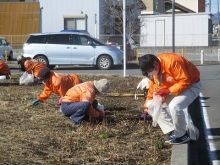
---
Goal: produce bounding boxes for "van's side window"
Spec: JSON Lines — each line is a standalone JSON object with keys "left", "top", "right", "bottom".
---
{"left": 47, "top": 34, "right": 70, "bottom": 45}
{"left": 76, "top": 36, "right": 101, "bottom": 46}
{"left": 71, "top": 35, "right": 78, "bottom": 45}
{"left": 78, "top": 36, "right": 89, "bottom": 45}
{"left": 26, "top": 35, "right": 48, "bottom": 44}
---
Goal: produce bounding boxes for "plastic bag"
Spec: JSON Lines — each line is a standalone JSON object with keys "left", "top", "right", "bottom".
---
{"left": 19, "top": 71, "right": 34, "bottom": 85}
{"left": 0, "top": 75, "right": 6, "bottom": 80}
{"left": 184, "top": 108, "right": 199, "bottom": 141}
{"left": 97, "top": 103, "right": 105, "bottom": 114}
{"left": 147, "top": 94, "right": 163, "bottom": 127}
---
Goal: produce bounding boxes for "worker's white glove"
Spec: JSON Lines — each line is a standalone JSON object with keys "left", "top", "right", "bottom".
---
{"left": 137, "top": 77, "right": 149, "bottom": 90}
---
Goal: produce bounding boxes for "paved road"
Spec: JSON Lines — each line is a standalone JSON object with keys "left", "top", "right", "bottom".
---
{"left": 9, "top": 62, "right": 220, "bottom": 165}
{"left": 196, "top": 64, "right": 220, "bottom": 165}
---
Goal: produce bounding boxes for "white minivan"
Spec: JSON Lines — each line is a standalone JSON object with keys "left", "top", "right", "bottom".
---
{"left": 23, "top": 32, "right": 124, "bottom": 70}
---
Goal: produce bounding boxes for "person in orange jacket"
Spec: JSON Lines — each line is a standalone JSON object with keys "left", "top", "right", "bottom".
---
{"left": 32, "top": 67, "right": 82, "bottom": 106}
{"left": 139, "top": 53, "right": 201, "bottom": 145}
{"left": 0, "top": 59, "right": 11, "bottom": 79}
{"left": 17, "top": 55, "right": 48, "bottom": 79}
{"left": 60, "top": 79, "right": 110, "bottom": 124}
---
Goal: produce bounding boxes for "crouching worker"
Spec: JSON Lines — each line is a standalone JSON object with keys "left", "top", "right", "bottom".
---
{"left": 60, "top": 79, "right": 110, "bottom": 125}
{"left": 32, "top": 67, "right": 82, "bottom": 106}
{"left": 0, "top": 59, "right": 11, "bottom": 79}
{"left": 139, "top": 53, "right": 201, "bottom": 145}
{"left": 17, "top": 55, "right": 48, "bottom": 80}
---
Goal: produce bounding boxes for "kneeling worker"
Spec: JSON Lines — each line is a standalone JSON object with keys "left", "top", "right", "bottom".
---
{"left": 60, "top": 79, "right": 110, "bottom": 124}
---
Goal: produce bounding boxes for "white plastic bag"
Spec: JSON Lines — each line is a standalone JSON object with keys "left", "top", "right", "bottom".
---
{"left": 184, "top": 108, "right": 199, "bottom": 141}
{"left": 19, "top": 71, "right": 34, "bottom": 85}
{"left": 0, "top": 75, "right": 6, "bottom": 80}
{"left": 97, "top": 103, "right": 105, "bottom": 114}
{"left": 147, "top": 94, "right": 163, "bottom": 127}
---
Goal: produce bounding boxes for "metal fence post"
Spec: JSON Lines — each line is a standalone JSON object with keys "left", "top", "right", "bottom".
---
{"left": 201, "top": 50, "right": 204, "bottom": 64}
{"left": 181, "top": 48, "right": 185, "bottom": 57}
{"left": 136, "top": 49, "right": 139, "bottom": 61}
{"left": 4, "top": 50, "right": 8, "bottom": 63}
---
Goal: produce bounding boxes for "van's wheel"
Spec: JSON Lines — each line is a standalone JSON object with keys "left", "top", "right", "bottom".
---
{"left": 35, "top": 56, "right": 49, "bottom": 66}
{"left": 97, "top": 55, "right": 112, "bottom": 70}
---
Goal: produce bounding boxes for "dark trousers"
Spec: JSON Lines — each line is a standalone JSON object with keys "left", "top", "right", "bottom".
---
{"left": 61, "top": 102, "right": 91, "bottom": 124}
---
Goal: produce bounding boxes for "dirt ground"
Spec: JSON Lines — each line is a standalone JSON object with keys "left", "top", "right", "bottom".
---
{"left": 0, "top": 73, "right": 171, "bottom": 165}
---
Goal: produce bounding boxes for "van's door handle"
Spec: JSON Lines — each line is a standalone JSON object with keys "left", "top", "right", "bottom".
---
{"left": 66, "top": 46, "right": 71, "bottom": 49}
{"left": 73, "top": 47, "right": 77, "bottom": 49}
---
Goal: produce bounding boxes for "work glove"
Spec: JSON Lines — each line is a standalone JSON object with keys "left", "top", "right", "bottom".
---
{"left": 32, "top": 99, "right": 40, "bottom": 106}
{"left": 92, "top": 99, "right": 98, "bottom": 108}
{"left": 155, "top": 89, "right": 170, "bottom": 98}
{"left": 140, "top": 112, "right": 148, "bottom": 121}
{"left": 58, "top": 97, "right": 63, "bottom": 105}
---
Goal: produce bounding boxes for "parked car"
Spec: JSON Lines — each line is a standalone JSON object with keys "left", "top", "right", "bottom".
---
{"left": 0, "top": 53, "right": 5, "bottom": 61}
{"left": 23, "top": 32, "right": 124, "bottom": 70}
{"left": 0, "top": 37, "right": 13, "bottom": 60}
{"left": 106, "top": 36, "right": 138, "bottom": 61}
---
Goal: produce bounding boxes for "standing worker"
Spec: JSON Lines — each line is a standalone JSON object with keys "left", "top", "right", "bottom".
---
{"left": 139, "top": 53, "right": 201, "bottom": 145}
{"left": 32, "top": 67, "right": 82, "bottom": 106}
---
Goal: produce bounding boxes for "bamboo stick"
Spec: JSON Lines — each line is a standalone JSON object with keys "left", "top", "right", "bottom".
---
{"left": 104, "top": 93, "right": 144, "bottom": 97}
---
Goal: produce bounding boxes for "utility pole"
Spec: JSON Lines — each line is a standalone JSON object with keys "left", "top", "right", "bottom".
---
{"left": 123, "top": 0, "right": 126, "bottom": 77}
{"left": 217, "top": 0, "right": 220, "bottom": 25}
{"left": 172, "top": 0, "right": 175, "bottom": 53}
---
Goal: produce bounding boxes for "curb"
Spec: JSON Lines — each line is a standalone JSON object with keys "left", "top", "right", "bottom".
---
{"left": 171, "top": 144, "right": 188, "bottom": 165}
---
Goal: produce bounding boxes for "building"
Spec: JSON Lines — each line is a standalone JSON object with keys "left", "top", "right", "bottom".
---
{"left": 139, "top": 13, "right": 212, "bottom": 47}
{"left": 139, "top": 0, "right": 212, "bottom": 47}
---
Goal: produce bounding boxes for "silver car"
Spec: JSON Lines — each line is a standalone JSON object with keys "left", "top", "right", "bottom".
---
{"left": 0, "top": 53, "right": 5, "bottom": 61}
{"left": 23, "top": 32, "right": 124, "bottom": 70}
{"left": 0, "top": 37, "right": 13, "bottom": 60}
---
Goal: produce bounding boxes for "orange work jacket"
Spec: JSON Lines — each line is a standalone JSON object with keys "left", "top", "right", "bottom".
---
{"left": 146, "top": 52, "right": 200, "bottom": 103}
{"left": 24, "top": 59, "right": 47, "bottom": 78}
{"left": 62, "top": 81, "right": 104, "bottom": 118}
{"left": 0, "top": 60, "right": 11, "bottom": 75}
{"left": 37, "top": 72, "right": 81, "bottom": 102}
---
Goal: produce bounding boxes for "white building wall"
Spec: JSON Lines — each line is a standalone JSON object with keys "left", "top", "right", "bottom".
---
{"left": 140, "top": 13, "right": 211, "bottom": 47}
{"left": 176, "top": 0, "right": 198, "bottom": 12}
{"left": 39, "top": 0, "right": 101, "bottom": 38}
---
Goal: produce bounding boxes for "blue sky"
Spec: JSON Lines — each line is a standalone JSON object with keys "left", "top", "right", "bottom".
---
{"left": 206, "top": 0, "right": 219, "bottom": 13}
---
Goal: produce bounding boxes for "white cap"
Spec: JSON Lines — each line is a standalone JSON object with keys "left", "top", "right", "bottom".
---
{"left": 94, "top": 79, "right": 110, "bottom": 93}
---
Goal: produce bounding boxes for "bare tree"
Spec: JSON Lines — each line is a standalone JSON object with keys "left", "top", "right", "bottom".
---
{"left": 103, "top": 0, "right": 146, "bottom": 38}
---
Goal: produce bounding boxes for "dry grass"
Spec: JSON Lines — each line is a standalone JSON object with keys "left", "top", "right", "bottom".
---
{"left": 0, "top": 74, "right": 171, "bottom": 165}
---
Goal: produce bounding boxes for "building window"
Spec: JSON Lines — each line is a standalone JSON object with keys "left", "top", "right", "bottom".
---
{"left": 63, "top": 14, "right": 87, "bottom": 30}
